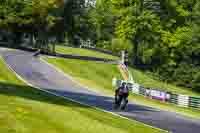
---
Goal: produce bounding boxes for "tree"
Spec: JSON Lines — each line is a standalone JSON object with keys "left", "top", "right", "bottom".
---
{"left": 112, "top": 0, "right": 161, "bottom": 65}
{"left": 91, "top": 0, "right": 114, "bottom": 41}
{"left": 0, "top": 0, "right": 33, "bottom": 46}
{"left": 0, "top": 0, "right": 63, "bottom": 51}
{"left": 32, "top": 0, "right": 63, "bottom": 51}
{"left": 64, "top": 0, "right": 86, "bottom": 46}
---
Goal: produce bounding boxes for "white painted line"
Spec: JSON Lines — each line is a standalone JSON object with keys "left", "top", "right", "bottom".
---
{"left": 1, "top": 55, "right": 169, "bottom": 133}
{"left": 40, "top": 57, "right": 169, "bottom": 133}
{"left": 0, "top": 57, "right": 33, "bottom": 87}
{"left": 40, "top": 57, "right": 111, "bottom": 95}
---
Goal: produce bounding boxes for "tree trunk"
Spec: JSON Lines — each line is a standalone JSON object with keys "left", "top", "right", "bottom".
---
{"left": 133, "top": 38, "right": 139, "bottom": 65}
{"left": 30, "top": 33, "right": 34, "bottom": 47}
{"left": 52, "top": 43, "right": 55, "bottom": 54}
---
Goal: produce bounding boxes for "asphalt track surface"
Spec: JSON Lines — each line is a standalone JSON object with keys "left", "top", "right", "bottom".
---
{"left": 1, "top": 49, "right": 200, "bottom": 133}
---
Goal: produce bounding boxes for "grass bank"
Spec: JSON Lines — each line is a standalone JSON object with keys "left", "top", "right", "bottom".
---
{"left": 130, "top": 68, "right": 200, "bottom": 96}
{"left": 0, "top": 57, "right": 164, "bottom": 133}
{"left": 55, "top": 45, "right": 119, "bottom": 60}
{"left": 44, "top": 57, "right": 200, "bottom": 119}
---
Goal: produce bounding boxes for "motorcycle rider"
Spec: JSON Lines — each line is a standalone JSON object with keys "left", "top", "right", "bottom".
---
{"left": 114, "top": 82, "right": 129, "bottom": 110}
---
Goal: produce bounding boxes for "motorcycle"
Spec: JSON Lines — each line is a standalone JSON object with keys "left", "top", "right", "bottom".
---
{"left": 33, "top": 50, "right": 41, "bottom": 57}
{"left": 113, "top": 93, "right": 128, "bottom": 110}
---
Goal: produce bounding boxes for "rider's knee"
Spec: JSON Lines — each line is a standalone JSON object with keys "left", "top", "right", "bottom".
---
{"left": 125, "top": 99, "right": 128, "bottom": 103}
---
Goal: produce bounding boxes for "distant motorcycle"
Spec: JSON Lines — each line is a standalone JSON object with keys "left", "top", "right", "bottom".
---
{"left": 33, "top": 49, "right": 41, "bottom": 57}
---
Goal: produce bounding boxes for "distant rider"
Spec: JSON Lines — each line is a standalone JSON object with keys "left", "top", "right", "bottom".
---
{"left": 114, "top": 82, "right": 129, "bottom": 110}
{"left": 33, "top": 49, "right": 41, "bottom": 57}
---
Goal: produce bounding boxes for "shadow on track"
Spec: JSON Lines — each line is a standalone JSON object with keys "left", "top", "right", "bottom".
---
{"left": 0, "top": 81, "right": 157, "bottom": 114}
{"left": 0, "top": 82, "right": 89, "bottom": 109}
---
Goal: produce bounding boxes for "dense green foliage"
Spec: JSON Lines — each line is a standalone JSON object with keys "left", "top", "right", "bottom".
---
{"left": 0, "top": 0, "right": 63, "bottom": 50}
{"left": 83, "top": 0, "right": 200, "bottom": 92}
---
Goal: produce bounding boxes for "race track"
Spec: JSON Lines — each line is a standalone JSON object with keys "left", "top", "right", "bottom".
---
{"left": 1, "top": 49, "right": 200, "bottom": 133}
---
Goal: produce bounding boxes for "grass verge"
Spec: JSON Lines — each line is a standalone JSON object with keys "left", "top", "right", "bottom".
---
{"left": 55, "top": 45, "right": 119, "bottom": 60}
{"left": 44, "top": 57, "right": 200, "bottom": 119}
{"left": 0, "top": 57, "right": 165, "bottom": 133}
{"left": 130, "top": 68, "right": 200, "bottom": 96}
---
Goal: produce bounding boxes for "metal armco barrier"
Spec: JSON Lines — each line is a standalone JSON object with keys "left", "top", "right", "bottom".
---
{"left": 115, "top": 55, "right": 200, "bottom": 110}
{"left": 169, "top": 93, "right": 178, "bottom": 105}
{"left": 139, "top": 86, "right": 147, "bottom": 96}
{"left": 189, "top": 97, "right": 200, "bottom": 109}
{"left": 112, "top": 78, "right": 200, "bottom": 110}
{"left": 178, "top": 95, "right": 189, "bottom": 107}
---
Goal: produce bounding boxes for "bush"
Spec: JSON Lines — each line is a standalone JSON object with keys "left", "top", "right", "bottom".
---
{"left": 96, "top": 40, "right": 111, "bottom": 50}
{"left": 192, "top": 72, "right": 200, "bottom": 92}
{"left": 111, "top": 38, "right": 133, "bottom": 54}
{"left": 156, "top": 63, "right": 200, "bottom": 91}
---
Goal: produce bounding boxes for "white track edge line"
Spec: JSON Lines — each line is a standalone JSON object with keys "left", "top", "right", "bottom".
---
{"left": 1, "top": 55, "right": 170, "bottom": 132}
{"left": 40, "top": 57, "right": 108, "bottom": 96}
{"left": 1, "top": 57, "right": 33, "bottom": 87}
{"left": 40, "top": 57, "right": 170, "bottom": 133}
{"left": 0, "top": 56, "right": 169, "bottom": 133}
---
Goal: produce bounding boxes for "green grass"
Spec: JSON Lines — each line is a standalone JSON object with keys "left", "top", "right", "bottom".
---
{"left": 130, "top": 68, "right": 200, "bottom": 97}
{"left": 55, "top": 45, "right": 119, "bottom": 60}
{"left": 44, "top": 56, "right": 122, "bottom": 94}
{"left": 44, "top": 57, "right": 200, "bottom": 119}
{"left": 0, "top": 57, "right": 165, "bottom": 133}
